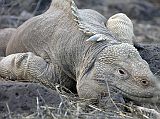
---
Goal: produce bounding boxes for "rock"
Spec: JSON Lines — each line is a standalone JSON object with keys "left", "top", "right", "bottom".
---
{"left": 20, "top": 11, "right": 34, "bottom": 20}
{"left": 107, "top": 0, "right": 160, "bottom": 20}
{"left": 135, "top": 43, "right": 160, "bottom": 75}
{"left": 0, "top": 81, "right": 61, "bottom": 118}
{"left": 0, "top": 0, "right": 51, "bottom": 16}
{"left": 0, "top": 0, "right": 160, "bottom": 28}
{"left": 18, "top": 0, "right": 51, "bottom": 15}
{"left": 154, "top": 17, "right": 160, "bottom": 25}
{"left": 0, "top": 0, "right": 51, "bottom": 28}
{"left": 75, "top": 0, "right": 160, "bottom": 20}
{"left": 134, "top": 21, "right": 160, "bottom": 43}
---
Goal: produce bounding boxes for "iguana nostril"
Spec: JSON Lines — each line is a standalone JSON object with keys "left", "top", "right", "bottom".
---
{"left": 140, "top": 79, "right": 150, "bottom": 86}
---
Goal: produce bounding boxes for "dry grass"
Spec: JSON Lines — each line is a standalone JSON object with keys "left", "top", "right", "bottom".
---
{"left": 2, "top": 83, "right": 159, "bottom": 119}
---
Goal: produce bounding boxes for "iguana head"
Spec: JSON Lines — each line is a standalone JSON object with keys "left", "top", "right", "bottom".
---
{"left": 77, "top": 43, "right": 160, "bottom": 103}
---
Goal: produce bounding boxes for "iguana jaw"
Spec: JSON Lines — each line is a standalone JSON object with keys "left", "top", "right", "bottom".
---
{"left": 115, "top": 86, "right": 160, "bottom": 103}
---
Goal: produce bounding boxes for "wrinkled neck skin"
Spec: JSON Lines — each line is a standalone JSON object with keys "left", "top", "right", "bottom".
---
{"left": 76, "top": 41, "right": 118, "bottom": 99}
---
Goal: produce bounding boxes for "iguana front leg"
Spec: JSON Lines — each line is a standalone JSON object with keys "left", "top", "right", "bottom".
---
{"left": 0, "top": 52, "right": 55, "bottom": 86}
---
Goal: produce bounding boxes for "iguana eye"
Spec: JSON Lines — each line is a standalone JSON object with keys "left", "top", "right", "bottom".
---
{"left": 117, "top": 68, "right": 127, "bottom": 76}
{"left": 118, "top": 69, "right": 125, "bottom": 75}
{"left": 116, "top": 68, "right": 129, "bottom": 79}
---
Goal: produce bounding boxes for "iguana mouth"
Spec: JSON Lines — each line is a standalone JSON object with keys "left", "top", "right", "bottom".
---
{"left": 115, "top": 87, "right": 158, "bottom": 102}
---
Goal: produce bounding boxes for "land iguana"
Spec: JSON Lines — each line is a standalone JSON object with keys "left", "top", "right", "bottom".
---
{"left": 0, "top": 0, "right": 160, "bottom": 103}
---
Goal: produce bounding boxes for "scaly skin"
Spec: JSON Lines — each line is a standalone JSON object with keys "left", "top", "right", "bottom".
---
{"left": 77, "top": 43, "right": 160, "bottom": 102}
{"left": 0, "top": 0, "right": 160, "bottom": 103}
{"left": 107, "top": 13, "right": 135, "bottom": 45}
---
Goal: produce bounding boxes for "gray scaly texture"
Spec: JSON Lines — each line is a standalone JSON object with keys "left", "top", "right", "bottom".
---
{"left": 107, "top": 13, "right": 135, "bottom": 45}
{"left": 0, "top": 0, "right": 160, "bottom": 103}
{"left": 84, "top": 13, "right": 134, "bottom": 44}
{"left": 0, "top": 52, "right": 52, "bottom": 82}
